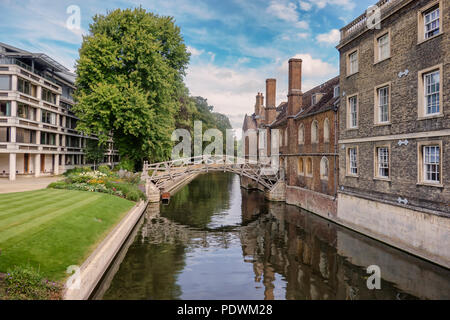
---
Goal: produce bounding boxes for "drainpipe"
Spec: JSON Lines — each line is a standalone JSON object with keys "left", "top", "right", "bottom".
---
{"left": 333, "top": 105, "right": 338, "bottom": 200}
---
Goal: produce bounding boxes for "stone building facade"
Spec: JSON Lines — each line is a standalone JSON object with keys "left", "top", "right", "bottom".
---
{"left": 336, "top": 0, "right": 449, "bottom": 267}
{"left": 0, "top": 42, "right": 119, "bottom": 180}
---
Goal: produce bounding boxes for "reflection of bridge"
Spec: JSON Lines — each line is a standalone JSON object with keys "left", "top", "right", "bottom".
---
{"left": 142, "top": 155, "right": 281, "bottom": 191}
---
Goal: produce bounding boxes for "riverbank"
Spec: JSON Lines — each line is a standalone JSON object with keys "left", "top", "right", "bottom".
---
{"left": 0, "top": 189, "right": 135, "bottom": 300}
{"left": 63, "top": 172, "right": 200, "bottom": 299}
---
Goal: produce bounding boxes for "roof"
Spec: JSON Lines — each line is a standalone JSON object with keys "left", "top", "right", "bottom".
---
{"left": 294, "top": 76, "right": 339, "bottom": 119}
{"left": 0, "top": 42, "right": 70, "bottom": 72}
{"left": 242, "top": 114, "right": 257, "bottom": 131}
{"left": 269, "top": 76, "right": 340, "bottom": 128}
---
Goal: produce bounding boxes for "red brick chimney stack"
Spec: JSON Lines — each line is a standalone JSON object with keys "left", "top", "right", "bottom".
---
{"left": 287, "top": 58, "right": 303, "bottom": 116}
{"left": 265, "top": 79, "right": 277, "bottom": 125}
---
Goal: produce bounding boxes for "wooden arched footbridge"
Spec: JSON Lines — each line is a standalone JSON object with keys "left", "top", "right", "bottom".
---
{"left": 142, "top": 155, "right": 281, "bottom": 194}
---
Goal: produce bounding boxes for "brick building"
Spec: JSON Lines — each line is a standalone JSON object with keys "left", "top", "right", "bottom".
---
{"left": 242, "top": 59, "right": 340, "bottom": 217}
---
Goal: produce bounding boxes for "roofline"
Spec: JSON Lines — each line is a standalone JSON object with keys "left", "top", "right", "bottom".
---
{"left": 0, "top": 42, "right": 70, "bottom": 72}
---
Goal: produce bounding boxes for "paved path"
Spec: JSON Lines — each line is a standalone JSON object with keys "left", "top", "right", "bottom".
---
{"left": 0, "top": 176, "right": 62, "bottom": 194}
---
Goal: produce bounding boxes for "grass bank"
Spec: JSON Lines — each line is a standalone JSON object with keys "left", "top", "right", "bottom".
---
{"left": 0, "top": 188, "right": 135, "bottom": 299}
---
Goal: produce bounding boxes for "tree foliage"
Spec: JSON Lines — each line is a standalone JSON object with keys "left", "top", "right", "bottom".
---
{"left": 84, "top": 139, "right": 106, "bottom": 169}
{"left": 73, "top": 7, "right": 190, "bottom": 169}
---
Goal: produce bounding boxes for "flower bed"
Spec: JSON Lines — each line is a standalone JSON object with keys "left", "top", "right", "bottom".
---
{"left": 48, "top": 166, "right": 146, "bottom": 202}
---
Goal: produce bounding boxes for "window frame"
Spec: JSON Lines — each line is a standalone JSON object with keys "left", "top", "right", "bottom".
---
{"left": 374, "top": 29, "right": 391, "bottom": 64}
{"left": 323, "top": 118, "right": 330, "bottom": 143}
{"left": 347, "top": 49, "right": 359, "bottom": 76}
{"left": 0, "top": 75, "right": 11, "bottom": 91}
{"left": 320, "top": 156, "right": 329, "bottom": 180}
{"left": 346, "top": 93, "right": 359, "bottom": 129}
{"left": 311, "top": 120, "right": 319, "bottom": 144}
{"left": 417, "top": 64, "right": 443, "bottom": 119}
{"left": 374, "top": 144, "right": 391, "bottom": 180}
{"left": 374, "top": 82, "right": 391, "bottom": 125}
{"left": 417, "top": 1, "right": 443, "bottom": 44}
{"left": 305, "top": 157, "right": 313, "bottom": 177}
{"left": 0, "top": 101, "right": 11, "bottom": 117}
{"left": 298, "top": 123, "right": 305, "bottom": 145}
{"left": 333, "top": 85, "right": 340, "bottom": 98}
{"left": 417, "top": 140, "right": 443, "bottom": 187}
{"left": 297, "top": 157, "right": 304, "bottom": 175}
{"left": 346, "top": 146, "right": 359, "bottom": 177}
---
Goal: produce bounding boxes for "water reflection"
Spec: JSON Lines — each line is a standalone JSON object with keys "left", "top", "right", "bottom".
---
{"left": 98, "top": 173, "right": 450, "bottom": 300}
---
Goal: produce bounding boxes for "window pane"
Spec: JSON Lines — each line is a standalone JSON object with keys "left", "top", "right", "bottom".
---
{"left": 378, "top": 87, "right": 389, "bottom": 122}
{"left": 377, "top": 147, "right": 389, "bottom": 177}
{"left": 424, "top": 8, "right": 440, "bottom": 39}
{"left": 0, "top": 101, "right": 11, "bottom": 116}
{"left": 423, "top": 146, "right": 440, "bottom": 182}
{"left": 0, "top": 75, "right": 11, "bottom": 90}
{"left": 424, "top": 71, "right": 440, "bottom": 114}
{"left": 349, "top": 96, "right": 357, "bottom": 127}
{"left": 378, "top": 34, "right": 389, "bottom": 60}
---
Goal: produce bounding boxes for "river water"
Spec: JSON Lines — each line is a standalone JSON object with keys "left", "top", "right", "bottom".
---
{"left": 94, "top": 173, "right": 450, "bottom": 300}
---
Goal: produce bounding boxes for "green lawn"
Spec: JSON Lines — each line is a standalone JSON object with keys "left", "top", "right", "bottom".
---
{"left": 0, "top": 189, "right": 135, "bottom": 281}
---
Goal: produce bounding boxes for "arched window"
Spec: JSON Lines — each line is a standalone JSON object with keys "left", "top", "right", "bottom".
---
{"left": 320, "top": 157, "right": 329, "bottom": 180}
{"left": 306, "top": 157, "right": 313, "bottom": 176}
{"left": 311, "top": 120, "right": 319, "bottom": 143}
{"left": 278, "top": 129, "right": 283, "bottom": 146}
{"left": 284, "top": 128, "right": 288, "bottom": 146}
{"left": 298, "top": 123, "right": 304, "bottom": 144}
{"left": 298, "top": 157, "right": 304, "bottom": 174}
{"left": 324, "top": 118, "right": 330, "bottom": 143}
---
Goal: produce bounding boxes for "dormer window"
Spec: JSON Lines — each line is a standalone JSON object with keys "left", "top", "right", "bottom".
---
{"left": 334, "top": 85, "right": 340, "bottom": 98}
{"left": 312, "top": 93, "right": 324, "bottom": 105}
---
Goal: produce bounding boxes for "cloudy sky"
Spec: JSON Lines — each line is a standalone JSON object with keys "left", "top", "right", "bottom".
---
{"left": 0, "top": 0, "right": 374, "bottom": 130}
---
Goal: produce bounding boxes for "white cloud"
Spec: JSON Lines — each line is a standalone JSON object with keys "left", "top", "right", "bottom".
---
{"left": 297, "top": 32, "right": 310, "bottom": 39}
{"left": 267, "top": 1, "right": 309, "bottom": 29}
{"left": 267, "top": 1, "right": 298, "bottom": 23}
{"left": 237, "top": 57, "right": 250, "bottom": 64}
{"left": 187, "top": 46, "right": 204, "bottom": 57}
{"left": 299, "top": 1, "right": 313, "bottom": 11}
{"left": 316, "top": 29, "right": 340, "bottom": 45}
{"left": 185, "top": 62, "right": 266, "bottom": 131}
{"left": 298, "top": 0, "right": 355, "bottom": 11}
{"left": 278, "top": 54, "right": 337, "bottom": 79}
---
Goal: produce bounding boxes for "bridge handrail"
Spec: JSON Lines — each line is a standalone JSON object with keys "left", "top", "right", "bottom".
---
{"left": 144, "top": 155, "right": 263, "bottom": 168}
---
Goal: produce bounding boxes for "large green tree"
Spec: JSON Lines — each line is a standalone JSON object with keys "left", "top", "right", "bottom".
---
{"left": 73, "top": 7, "right": 190, "bottom": 169}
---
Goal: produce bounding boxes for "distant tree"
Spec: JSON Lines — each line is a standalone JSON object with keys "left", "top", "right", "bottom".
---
{"left": 84, "top": 139, "right": 106, "bottom": 170}
{"left": 73, "top": 7, "right": 190, "bottom": 170}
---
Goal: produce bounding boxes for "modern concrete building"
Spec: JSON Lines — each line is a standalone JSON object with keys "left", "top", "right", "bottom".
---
{"left": 0, "top": 42, "right": 119, "bottom": 180}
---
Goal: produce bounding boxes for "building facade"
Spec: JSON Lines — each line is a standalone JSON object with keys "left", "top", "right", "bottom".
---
{"left": 242, "top": 59, "right": 340, "bottom": 217}
{"left": 242, "top": 0, "right": 449, "bottom": 267}
{"left": 336, "top": 0, "right": 449, "bottom": 266}
{"left": 0, "top": 42, "right": 119, "bottom": 180}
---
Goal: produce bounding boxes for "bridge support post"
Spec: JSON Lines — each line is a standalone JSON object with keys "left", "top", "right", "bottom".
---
{"left": 264, "top": 181, "right": 286, "bottom": 202}
{"left": 146, "top": 179, "right": 161, "bottom": 203}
